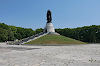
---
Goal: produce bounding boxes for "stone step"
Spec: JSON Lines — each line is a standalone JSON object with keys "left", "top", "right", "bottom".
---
{"left": 8, "top": 32, "right": 47, "bottom": 45}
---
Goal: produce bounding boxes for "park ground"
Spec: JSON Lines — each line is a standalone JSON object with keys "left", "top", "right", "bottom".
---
{"left": 0, "top": 43, "right": 100, "bottom": 66}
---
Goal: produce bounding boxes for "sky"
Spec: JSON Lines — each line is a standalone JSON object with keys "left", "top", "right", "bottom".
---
{"left": 0, "top": 0, "right": 100, "bottom": 30}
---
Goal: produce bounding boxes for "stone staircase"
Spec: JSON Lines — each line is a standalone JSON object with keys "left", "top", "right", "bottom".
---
{"left": 7, "top": 32, "right": 48, "bottom": 45}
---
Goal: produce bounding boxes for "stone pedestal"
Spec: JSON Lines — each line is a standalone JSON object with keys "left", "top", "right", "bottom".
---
{"left": 44, "top": 22, "right": 60, "bottom": 35}
{"left": 46, "top": 22, "right": 55, "bottom": 33}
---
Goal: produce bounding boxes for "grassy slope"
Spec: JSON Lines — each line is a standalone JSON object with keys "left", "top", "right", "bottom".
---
{"left": 25, "top": 35, "right": 85, "bottom": 44}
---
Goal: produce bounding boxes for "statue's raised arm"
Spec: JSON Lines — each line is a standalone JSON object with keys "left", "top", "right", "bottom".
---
{"left": 47, "top": 10, "right": 52, "bottom": 23}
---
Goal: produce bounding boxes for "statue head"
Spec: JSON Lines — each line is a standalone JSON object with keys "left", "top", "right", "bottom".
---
{"left": 47, "top": 10, "right": 52, "bottom": 23}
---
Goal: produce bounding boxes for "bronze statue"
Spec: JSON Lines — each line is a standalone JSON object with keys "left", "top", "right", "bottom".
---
{"left": 47, "top": 10, "right": 52, "bottom": 23}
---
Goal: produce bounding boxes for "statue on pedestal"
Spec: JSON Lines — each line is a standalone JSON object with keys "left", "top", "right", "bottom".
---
{"left": 44, "top": 10, "right": 60, "bottom": 35}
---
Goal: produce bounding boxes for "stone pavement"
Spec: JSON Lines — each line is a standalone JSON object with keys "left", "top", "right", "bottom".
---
{"left": 0, "top": 43, "right": 100, "bottom": 66}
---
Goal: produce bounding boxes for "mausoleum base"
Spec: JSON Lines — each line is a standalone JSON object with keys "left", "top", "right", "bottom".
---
{"left": 47, "top": 32, "right": 60, "bottom": 35}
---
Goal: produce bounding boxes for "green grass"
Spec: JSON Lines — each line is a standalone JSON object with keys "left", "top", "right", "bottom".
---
{"left": 25, "top": 35, "right": 85, "bottom": 44}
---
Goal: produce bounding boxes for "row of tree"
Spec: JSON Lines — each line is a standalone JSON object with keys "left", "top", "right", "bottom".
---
{"left": 56, "top": 25, "right": 100, "bottom": 43}
{"left": 0, "top": 23, "right": 100, "bottom": 43}
{"left": 0, "top": 23, "right": 43, "bottom": 42}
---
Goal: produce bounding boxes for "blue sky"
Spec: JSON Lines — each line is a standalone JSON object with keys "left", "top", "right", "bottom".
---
{"left": 0, "top": 0, "right": 100, "bottom": 30}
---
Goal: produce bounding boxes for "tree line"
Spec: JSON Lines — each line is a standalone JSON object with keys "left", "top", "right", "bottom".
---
{"left": 0, "top": 22, "right": 100, "bottom": 43}
{"left": 0, "top": 23, "right": 43, "bottom": 42}
{"left": 55, "top": 25, "right": 100, "bottom": 43}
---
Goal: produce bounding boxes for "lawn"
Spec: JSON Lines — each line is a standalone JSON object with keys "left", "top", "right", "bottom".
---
{"left": 25, "top": 35, "right": 85, "bottom": 44}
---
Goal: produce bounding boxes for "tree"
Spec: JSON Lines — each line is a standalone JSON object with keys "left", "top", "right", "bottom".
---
{"left": 35, "top": 28, "right": 43, "bottom": 34}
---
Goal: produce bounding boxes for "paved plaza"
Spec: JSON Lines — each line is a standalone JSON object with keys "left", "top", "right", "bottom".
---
{"left": 0, "top": 43, "right": 100, "bottom": 66}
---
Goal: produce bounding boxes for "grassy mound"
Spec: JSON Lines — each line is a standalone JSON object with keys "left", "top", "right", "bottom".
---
{"left": 25, "top": 35, "right": 85, "bottom": 44}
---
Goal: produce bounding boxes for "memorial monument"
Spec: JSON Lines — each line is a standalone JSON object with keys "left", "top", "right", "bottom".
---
{"left": 44, "top": 10, "right": 59, "bottom": 35}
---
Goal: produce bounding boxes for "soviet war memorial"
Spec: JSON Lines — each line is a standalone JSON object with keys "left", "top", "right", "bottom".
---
{"left": 24, "top": 10, "right": 85, "bottom": 45}
{"left": 0, "top": 0, "right": 100, "bottom": 66}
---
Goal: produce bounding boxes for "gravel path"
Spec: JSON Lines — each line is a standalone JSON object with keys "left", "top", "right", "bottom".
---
{"left": 0, "top": 44, "right": 100, "bottom": 66}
